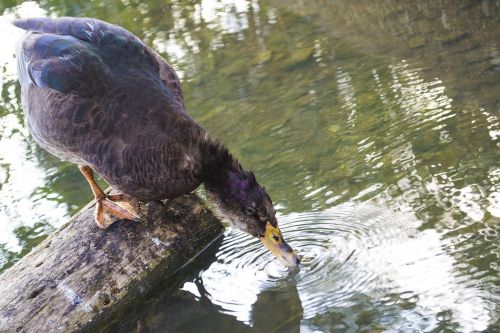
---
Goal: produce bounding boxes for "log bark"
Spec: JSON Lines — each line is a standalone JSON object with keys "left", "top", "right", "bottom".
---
{"left": 0, "top": 194, "right": 224, "bottom": 333}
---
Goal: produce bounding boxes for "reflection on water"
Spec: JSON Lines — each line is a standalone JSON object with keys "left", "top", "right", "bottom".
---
{"left": 0, "top": 0, "right": 499, "bottom": 332}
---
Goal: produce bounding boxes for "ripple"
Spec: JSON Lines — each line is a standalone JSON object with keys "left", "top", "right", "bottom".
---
{"left": 281, "top": 203, "right": 402, "bottom": 318}
{"left": 188, "top": 202, "right": 411, "bottom": 322}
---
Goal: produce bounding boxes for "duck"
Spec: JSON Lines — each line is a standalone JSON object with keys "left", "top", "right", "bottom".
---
{"left": 13, "top": 17, "right": 299, "bottom": 267}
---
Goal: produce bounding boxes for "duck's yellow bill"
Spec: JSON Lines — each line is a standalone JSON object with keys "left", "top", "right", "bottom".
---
{"left": 259, "top": 222, "right": 300, "bottom": 267}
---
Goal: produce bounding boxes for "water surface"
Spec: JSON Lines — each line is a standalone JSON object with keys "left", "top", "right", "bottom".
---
{"left": 0, "top": 0, "right": 499, "bottom": 332}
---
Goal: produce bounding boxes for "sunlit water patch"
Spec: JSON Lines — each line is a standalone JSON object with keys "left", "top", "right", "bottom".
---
{"left": 181, "top": 201, "right": 496, "bottom": 331}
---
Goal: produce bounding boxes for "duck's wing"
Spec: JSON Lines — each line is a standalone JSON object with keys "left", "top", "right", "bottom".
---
{"left": 13, "top": 17, "right": 184, "bottom": 104}
{"left": 14, "top": 25, "right": 111, "bottom": 96}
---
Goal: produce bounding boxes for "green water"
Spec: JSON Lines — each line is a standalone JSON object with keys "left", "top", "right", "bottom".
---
{"left": 0, "top": 0, "right": 499, "bottom": 332}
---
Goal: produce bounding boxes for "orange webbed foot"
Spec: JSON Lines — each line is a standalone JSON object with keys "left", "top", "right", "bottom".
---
{"left": 79, "top": 165, "right": 140, "bottom": 229}
{"left": 95, "top": 193, "right": 140, "bottom": 229}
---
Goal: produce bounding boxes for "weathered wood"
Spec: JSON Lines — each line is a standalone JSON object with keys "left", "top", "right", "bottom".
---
{"left": 0, "top": 194, "right": 224, "bottom": 333}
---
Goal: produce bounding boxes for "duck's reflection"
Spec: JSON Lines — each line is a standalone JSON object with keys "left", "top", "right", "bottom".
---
{"left": 126, "top": 234, "right": 303, "bottom": 333}
{"left": 250, "top": 285, "right": 303, "bottom": 333}
{"left": 137, "top": 279, "right": 303, "bottom": 333}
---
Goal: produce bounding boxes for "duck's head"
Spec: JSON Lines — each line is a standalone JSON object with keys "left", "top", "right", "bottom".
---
{"left": 205, "top": 167, "right": 300, "bottom": 267}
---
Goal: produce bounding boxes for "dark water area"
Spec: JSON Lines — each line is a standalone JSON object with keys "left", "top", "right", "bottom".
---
{"left": 0, "top": 0, "right": 499, "bottom": 332}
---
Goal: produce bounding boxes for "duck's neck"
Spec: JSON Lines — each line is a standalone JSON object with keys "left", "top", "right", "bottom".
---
{"left": 201, "top": 139, "right": 246, "bottom": 197}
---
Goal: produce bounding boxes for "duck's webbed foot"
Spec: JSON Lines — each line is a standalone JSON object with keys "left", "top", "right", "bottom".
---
{"left": 79, "top": 165, "right": 140, "bottom": 229}
{"left": 95, "top": 193, "right": 140, "bottom": 229}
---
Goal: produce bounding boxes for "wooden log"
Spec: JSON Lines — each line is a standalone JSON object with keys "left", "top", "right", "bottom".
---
{"left": 0, "top": 194, "right": 224, "bottom": 333}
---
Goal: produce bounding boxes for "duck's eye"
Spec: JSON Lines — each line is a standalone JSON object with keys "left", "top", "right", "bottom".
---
{"left": 273, "top": 235, "right": 280, "bottom": 242}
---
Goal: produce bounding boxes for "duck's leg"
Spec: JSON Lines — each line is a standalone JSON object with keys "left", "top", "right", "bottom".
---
{"left": 79, "top": 165, "right": 140, "bottom": 229}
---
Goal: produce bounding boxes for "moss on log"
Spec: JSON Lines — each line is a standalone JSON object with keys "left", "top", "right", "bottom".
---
{"left": 0, "top": 194, "right": 224, "bottom": 333}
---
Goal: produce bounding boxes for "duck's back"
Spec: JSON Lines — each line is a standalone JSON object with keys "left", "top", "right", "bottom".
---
{"left": 14, "top": 17, "right": 205, "bottom": 200}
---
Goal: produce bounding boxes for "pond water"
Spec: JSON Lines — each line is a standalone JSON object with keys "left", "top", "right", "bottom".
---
{"left": 0, "top": 0, "right": 499, "bottom": 332}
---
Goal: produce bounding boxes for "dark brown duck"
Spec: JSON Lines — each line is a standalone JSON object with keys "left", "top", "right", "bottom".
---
{"left": 13, "top": 17, "right": 299, "bottom": 266}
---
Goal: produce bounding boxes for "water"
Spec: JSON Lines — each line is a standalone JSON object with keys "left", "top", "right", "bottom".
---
{"left": 0, "top": 0, "right": 499, "bottom": 332}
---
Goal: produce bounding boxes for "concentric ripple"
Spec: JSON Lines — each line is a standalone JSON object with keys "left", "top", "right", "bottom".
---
{"left": 277, "top": 202, "right": 419, "bottom": 319}
{"left": 181, "top": 201, "right": 496, "bottom": 330}
{"left": 182, "top": 202, "right": 404, "bottom": 322}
